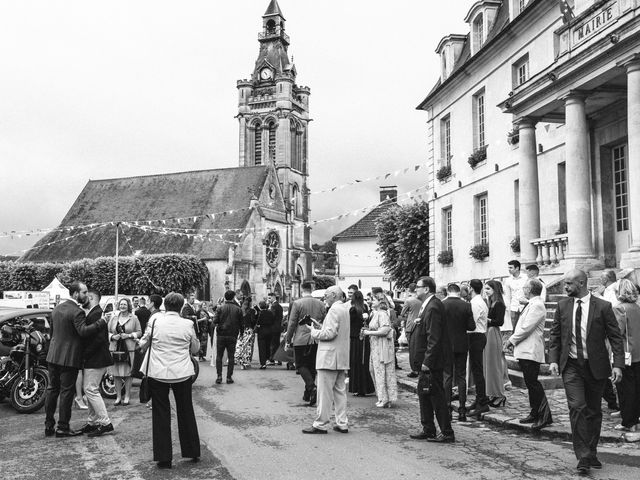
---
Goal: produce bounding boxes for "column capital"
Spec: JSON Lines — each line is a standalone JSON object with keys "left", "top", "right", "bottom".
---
{"left": 514, "top": 116, "right": 539, "bottom": 129}
{"left": 616, "top": 53, "right": 640, "bottom": 72}
{"left": 561, "top": 90, "right": 589, "bottom": 104}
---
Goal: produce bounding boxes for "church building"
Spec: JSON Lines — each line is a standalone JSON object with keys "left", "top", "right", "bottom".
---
{"left": 420, "top": 0, "right": 640, "bottom": 285}
{"left": 21, "top": 0, "right": 313, "bottom": 302}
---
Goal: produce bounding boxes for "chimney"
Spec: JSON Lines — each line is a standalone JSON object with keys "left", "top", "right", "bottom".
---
{"left": 379, "top": 185, "right": 398, "bottom": 203}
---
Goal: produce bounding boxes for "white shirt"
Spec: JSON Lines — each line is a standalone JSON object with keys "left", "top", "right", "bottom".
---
{"left": 416, "top": 294, "right": 435, "bottom": 321}
{"left": 602, "top": 282, "right": 619, "bottom": 306}
{"left": 505, "top": 274, "right": 527, "bottom": 312}
{"left": 569, "top": 293, "right": 590, "bottom": 360}
{"left": 470, "top": 295, "right": 488, "bottom": 334}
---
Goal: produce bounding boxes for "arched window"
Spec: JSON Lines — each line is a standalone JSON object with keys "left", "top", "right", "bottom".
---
{"left": 254, "top": 123, "right": 262, "bottom": 165}
{"left": 292, "top": 184, "right": 301, "bottom": 217}
{"left": 473, "top": 14, "right": 484, "bottom": 53}
{"left": 268, "top": 121, "right": 277, "bottom": 162}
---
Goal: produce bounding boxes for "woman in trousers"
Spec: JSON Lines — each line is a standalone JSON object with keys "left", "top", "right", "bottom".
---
{"left": 255, "top": 301, "right": 275, "bottom": 369}
{"left": 138, "top": 292, "right": 200, "bottom": 469}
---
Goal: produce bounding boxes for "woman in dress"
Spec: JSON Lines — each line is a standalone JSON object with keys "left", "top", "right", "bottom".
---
{"left": 107, "top": 298, "right": 142, "bottom": 405}
{"left": 362, "top": 293, "right": 398, "bottom": 408}
{"left": 236, "top": 298, "right": 257, "bottom": 369}
{"left": 483, "top": 280, "right": 507, "bottom": 407}
{"left": 348, "top": 291, "right": 375, "bottom": 396}
{"left": 613, "top": 279, "right": 640, "bottom": 432}
{"left": 138, "top": 292, "right": 200, "bottom": 469}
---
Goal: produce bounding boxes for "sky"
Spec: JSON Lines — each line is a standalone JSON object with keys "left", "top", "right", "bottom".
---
{"left": 0, "top": 0, "right": 472, "bottom": 257}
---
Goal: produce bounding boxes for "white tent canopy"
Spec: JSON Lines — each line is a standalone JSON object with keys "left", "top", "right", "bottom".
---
{"left": 42, "top": 277, "right": 70, "bottom": 305}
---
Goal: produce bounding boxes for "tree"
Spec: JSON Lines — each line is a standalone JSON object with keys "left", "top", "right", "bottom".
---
{"left": 376, "top": 201, "right": 430, "bottom": 288}
{"left": 312, "top": 240, "right": 336, "bottom": 273}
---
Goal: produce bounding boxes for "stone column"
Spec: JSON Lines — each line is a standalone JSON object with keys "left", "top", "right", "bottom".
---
{"left": 517, "top": 118, "right": 541, "bottom": 264}
{"left": 564, "top": 92, "right": 594, "bottom": 259}
{"left": 621, "top": 58, "right": 640, "bottom": 267}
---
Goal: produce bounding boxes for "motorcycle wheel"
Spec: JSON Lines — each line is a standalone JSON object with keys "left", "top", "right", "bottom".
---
{"left": 99, "top": 372, "right": 124, "bottom": 399}
{"left": 10, "top": 367, "right": 49, "bottom": 414}
{"left": 190, "top": 356, "right": 199, "bottom": 384}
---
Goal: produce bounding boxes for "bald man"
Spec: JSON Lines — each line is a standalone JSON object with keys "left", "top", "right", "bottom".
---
{"left": 302, "top": 286, "right": 351, "bottom": 434}
{"left": 549, "top": 269, "right": 624, "bottom": 475}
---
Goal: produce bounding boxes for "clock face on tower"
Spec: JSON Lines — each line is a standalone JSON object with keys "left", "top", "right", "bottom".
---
{"left": 264, "top": 230, "right": 281, "bottom": 268}
{"left": 260, "top": 68, "right": 273, "bottom": 80}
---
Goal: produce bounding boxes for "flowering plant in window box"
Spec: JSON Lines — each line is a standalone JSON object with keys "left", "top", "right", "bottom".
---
{"left": 436, "top": 164, "right": 452, "bottom": 181}
{"left": 467, "top": 145, "right": 488, "bottom": 168}
{"left": 510, "top": 236, "right": 520, "bottom": 253}
{"left": 437, "top": 249, "right": 453, "bottom": 265}
{"left": 507, "top": 129, "right": 519, "bottom": 145}
{"left": 469, "top": 243, "right": 490, "bottom": 260}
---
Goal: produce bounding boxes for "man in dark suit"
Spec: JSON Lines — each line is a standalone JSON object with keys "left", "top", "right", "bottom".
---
{"left": 44, "top": 281, "right": 106, "bottom": 437}
{"left": 181, "top": 292, "right": 199, "bottom": 335}
{"left": 442, "top": 283, "right": 476, "bottom": 421}
{"left": 400, "top": 283, "right": 422, "bottom": 378}
{"left": 268, "top": 293, "right": 284, "bottom": 365}
{"left": 409, "top": 276, "right": 454, "bottom": 443}
{"left": 135, "top": 297, "right": 151, "bottom": 332}
{"left": 549, "top": 269, "right": 624, "bottom": 475}
{"left": 79, "top": 289, "right": 114, "bottom": 437}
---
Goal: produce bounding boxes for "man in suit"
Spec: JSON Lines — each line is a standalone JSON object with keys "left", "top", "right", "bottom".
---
{"left": 268, "top": 292, "right": 284, "bottom": 365}
{"left": 400, "top": 283, "right": 422, "bottom": 378}
{"left": 135, "top": 297, "right": 151, "bottom": 332}
{"left": 302, "top": 285, "right": 350, "bottom": 434}
{"left": 409, "top": 276, "right": 454, "bottom": 443}
{"left": 286, "top": 281, "right": 326, "bottom": 406}
{"left": 549, "top": 269, "right": 624, "bottom": 475}
{"left": 505, "top": 278, "right": 552, "bottom": 431}
{"left": 442, "top": 283, "right": 475, "bottom": 421}
{"left": 44, "top": 281, "right": 106, "bottom": 437}
{"left": 181, "top": 292, "right": 199, "bottom": 335}
{"left": 467, "top": 279, "right": 490, "bottom": 416}
{"left": 79, "top": 289, "right": 114, "bottom": 437}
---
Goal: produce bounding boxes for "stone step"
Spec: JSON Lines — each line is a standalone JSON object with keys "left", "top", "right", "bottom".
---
{"left": 507, "top": 368, "right": 564, "bottom": 390}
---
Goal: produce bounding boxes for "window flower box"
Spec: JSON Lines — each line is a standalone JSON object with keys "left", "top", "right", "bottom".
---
{"left": 436, "top": 164, "right": 452, "bottom": 182}
{"left": 437, "top": 249, "right": 453, "bottom": 265}
{"left": 507, "top": 129, "right": 519, "bottom": 146}
{"left": 510, "top": 236, "right": 520, "bottom": 253}
{"left": 468, "top": 145, "right": 488, "bottom": 168}
{"left": 469, "top": 243, "right": 490, "bottom": 260}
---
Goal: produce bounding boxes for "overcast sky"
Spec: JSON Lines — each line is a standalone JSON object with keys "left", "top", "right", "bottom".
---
{"left": 0, "top": 0, "right": 471, "bottom": 256}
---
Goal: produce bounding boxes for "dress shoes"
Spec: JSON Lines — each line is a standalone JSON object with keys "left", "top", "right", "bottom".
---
{"left": 215, "top": 376, "right": 223, "bottom": 384}
{"left": 427, "top": 433, "right": 455, "bottom": 443}
{"left": 407, "top": 371, "right": 419, "bottom": 378}
{"left": 576, "top": 459, "right": 590, "bottom": 475}
{"left": 333, "top": 426, "right": 348, "bottom": 434}
{"left": 308, "top": 389, "right": 317, "bottom": 407}
{"left": 45, "top": 427, "right": 55, "bottom": 437}
{"left": 303, "top": 389, "right": 310, "bottom": 402}
{"left": 55, "top": 428, "right": 83, "bottom": 438}
{"left": 409, "top": 431, "right": 436, "bottom": 440}
{"left": 157, "top": 461, "right": 172, "bottom": 469}
{"left": 226, "top": 377, "right": 234, "bottom": 384}
{"left": 589, "top": 457, "right": 602, "bottom": 469}
{"left": 79, "top": 423, "right": 98, "bottom": 434}
{"left": 467, "top": 404, "right": 490, "bottom": 417}
{"left": 87, "top": 423, "right": 114, "bottom": 437}
{"left": 519, "top": 415, "right": 537, "bottom": 424}
{"left": 302, "top": 426, "right": 327, "bottom": 434}
{"left": 530, "top": 419, "right": 552, "bottom": 432}
{"left": 458, "top": 412, "right": 467, "bottom": 422}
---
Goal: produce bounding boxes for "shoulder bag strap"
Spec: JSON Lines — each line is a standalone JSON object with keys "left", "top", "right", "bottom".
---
{"left": 624, "top": 309, "right": 630, "bottom": 352}
{"left": 144, "top": 320, "right": 155, "bottom": 377}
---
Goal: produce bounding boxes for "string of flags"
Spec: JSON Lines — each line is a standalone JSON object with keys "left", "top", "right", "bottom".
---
{"left": 309, "top": 163, "right": 428, "bottom": 195}
{"left": 118, "top": 224, "right": 162, "bottom": 290}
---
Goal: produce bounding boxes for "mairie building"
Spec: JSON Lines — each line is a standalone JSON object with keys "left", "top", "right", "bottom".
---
{"left": 420, "top": 0, "right": 640, "bottom": 285}
{"left": 21, "top": 0, "right": 313, "bottom": 302}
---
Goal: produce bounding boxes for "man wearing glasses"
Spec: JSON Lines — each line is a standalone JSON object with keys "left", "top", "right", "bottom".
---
{"left": 409, "top": 276, "right": 454, "bottom": 443}
{"left": 302, "top": 286, "right": 351, "bottom": 434}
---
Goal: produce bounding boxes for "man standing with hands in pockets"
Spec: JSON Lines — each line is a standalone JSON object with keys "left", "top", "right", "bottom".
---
{"left": 549, "top": 269, "right": 624, "bottom": 475}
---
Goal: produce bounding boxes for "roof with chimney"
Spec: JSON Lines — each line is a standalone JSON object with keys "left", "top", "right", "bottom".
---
{"left": 21, "top": 166, "right": 288, "bottom": 263}
{"left": 332, "top": 201, "right": 398, "bottom": 240}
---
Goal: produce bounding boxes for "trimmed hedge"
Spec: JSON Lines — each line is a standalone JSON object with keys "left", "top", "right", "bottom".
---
{"left": 0, "top": 254, "right": 208, "bottom": 296}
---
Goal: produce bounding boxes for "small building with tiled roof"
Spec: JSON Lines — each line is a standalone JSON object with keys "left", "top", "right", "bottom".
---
{"left": 332, "top": 187, "right": 398, "bottom": 294}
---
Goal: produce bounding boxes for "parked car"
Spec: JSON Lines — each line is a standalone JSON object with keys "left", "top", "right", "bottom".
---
{"left": 0, "top": 308, "right": 51, "bottom": 357}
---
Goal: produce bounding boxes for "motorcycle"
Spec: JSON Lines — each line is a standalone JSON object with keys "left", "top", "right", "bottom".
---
{"left": 0, "top": 320, "right": 50, "bottom": 413}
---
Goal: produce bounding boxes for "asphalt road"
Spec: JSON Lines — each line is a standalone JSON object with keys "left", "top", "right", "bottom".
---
{"left": 1, "top": 361, "right": 639, "bottom": 480}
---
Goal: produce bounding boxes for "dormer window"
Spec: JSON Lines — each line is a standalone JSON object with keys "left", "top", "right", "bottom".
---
{"left": 464, "top": 1, "right": 501, "bottom": 55}
{"left": 473, "top": 14, "right": 484, "bottom": 51}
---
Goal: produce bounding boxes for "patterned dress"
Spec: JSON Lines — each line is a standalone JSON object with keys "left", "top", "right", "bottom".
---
{"left": 368, "top": 309, "right": 398, "bottom": 404}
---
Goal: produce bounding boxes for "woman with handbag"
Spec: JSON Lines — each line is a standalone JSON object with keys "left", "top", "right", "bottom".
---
{"left": 483, "top": 280, "right": 507, "bottom": 408}
{"left": 348, "top": 291, "right": 375, "bottom": 396}
{"left": 138, "top": 292, "right": 200, "bottom": 469}
{"left": 613, "top": 279, "right": 640, "bottom": 432}
{"left": 362, "top": 293, "right": 398, "bottom": 408}
{"left": 107, "top": 298, "right": 142, "bottom": 406}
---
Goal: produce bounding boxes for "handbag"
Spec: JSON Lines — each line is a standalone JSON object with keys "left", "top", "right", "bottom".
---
{"left": 111, "top": 338, "right": 130, "bottom": 365}
{"left": 623, "top": 309, "right": 632, "bottom": 367}
{"left": 139, "top": 321, "right": 155, "bottom": 403}
{"left": 417, "top": 370, "right": 432, "bottom": 396}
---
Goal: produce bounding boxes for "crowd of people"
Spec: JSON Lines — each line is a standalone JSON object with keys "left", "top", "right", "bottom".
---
{"left": 41, "top": 261, "right": 640, "bottom": 474}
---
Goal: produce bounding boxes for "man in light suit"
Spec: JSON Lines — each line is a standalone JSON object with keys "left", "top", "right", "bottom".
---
{"left": 505, "top": 278, "right": 552, "bottom": 430}
{"left": 549, "top": 269, "right": 624, "bottom": 475}
{"left": 44, "top": 281, "right": 106, "bottom": 438}
{"left": 302, "top": 285, "right": 350, "bottom": 434}
{"left": 409, "top": 276, "right": 454, "bottom": 443}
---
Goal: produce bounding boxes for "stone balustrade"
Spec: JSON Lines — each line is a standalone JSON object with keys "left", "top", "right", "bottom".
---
{"left": 530, "top": 234, "right": 569, "bottom": 266}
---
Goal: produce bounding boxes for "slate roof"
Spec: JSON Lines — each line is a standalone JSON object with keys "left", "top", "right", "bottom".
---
{"left": 332, "top": 202, "right": 398, "bottom": 240}
{"left": 22, "top": 166, "right": 285, "bottom": 263}
{"left": 264, "top": 0, "right": 284, "bottom": 18}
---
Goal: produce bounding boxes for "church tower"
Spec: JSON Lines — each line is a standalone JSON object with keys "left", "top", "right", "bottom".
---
{"left": 237, "top": 0, "right": 313, "bottom": 291}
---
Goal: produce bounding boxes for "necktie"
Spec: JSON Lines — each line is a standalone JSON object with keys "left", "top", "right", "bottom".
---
{"left": 575, "top": 299, "right": 584, "bottom": 365}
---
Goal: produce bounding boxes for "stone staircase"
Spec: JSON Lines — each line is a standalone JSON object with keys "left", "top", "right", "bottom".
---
{"left": 505, "top": 269, "right": 617, "bottom": 390}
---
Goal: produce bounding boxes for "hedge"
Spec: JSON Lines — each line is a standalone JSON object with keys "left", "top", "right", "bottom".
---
{"left": 0, "top": 254, "right": 208, "bottom": 296}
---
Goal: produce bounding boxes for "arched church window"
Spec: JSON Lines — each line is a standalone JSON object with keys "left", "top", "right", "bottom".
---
{"left": 254, "top": 123, "right": 262, "bottom": 165}
{"left": 292, "top": 184, "right": 301, "bottom": 218}
{"left": 266, "top": 19, "right": 276, "bottom": 34}
{"left": 268, "top": 121, "right": 277, "bottom": 162}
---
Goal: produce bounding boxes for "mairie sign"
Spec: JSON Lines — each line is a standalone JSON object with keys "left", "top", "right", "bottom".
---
{"left": 572, "top": 1, "right": 619, "bottom": 47}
